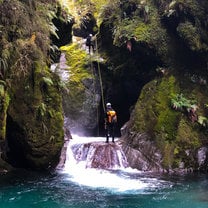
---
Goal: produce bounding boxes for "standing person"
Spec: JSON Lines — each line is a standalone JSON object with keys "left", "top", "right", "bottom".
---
{"left": 85, "top": 34, "right": 94, "bottom": 53}
{"left": 104, "top": 103, "right": 117, "bottom": 143}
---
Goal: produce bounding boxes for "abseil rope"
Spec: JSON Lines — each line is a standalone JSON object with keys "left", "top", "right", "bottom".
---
{"left": 89, "top": 34, "right": 106, "bottom": 136}
{"left": 94, "top": 34, "right": 106, "bottom": 113}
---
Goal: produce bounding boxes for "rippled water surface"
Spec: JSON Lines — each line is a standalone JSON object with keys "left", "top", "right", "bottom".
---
{"left": 1, "top": 135, "right": 208, "bottom": 208}
{"left": 0, "top": 170, "right": 208, "bottom": 208}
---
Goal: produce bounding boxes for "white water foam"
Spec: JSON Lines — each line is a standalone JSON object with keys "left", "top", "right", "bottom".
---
{"left": 61, "top": 135, "right": 172, "bottom": 193}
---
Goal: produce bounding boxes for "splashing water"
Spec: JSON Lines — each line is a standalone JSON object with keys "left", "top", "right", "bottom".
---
{"left": 60, "top": 135, "right": 172, "bottom": 193}
{"left": 0, "top": 135, "right": 208, "bottom": 207}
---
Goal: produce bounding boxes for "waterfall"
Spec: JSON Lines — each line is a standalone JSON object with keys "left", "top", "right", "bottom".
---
{"left": 57, "top": 135, "right": 172, "bottom": 192}
{"left": 51, "top": 46, "right": 170, "bottom": 193}
{"left": 58, "top": 135, "right": 147, "bottom": 191}
{"left": 50, "top": 53, "right": 69, "bottom": 82}
{"left": 63, "top": 135, "right": 128, "bottom": 170}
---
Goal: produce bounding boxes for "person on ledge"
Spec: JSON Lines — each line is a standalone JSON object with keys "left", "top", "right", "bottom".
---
{"left": 104, "top": 103, "right": 117, "bottom": 143}
{"left": 85, "top": 34, "right": 94, "bottom": 53}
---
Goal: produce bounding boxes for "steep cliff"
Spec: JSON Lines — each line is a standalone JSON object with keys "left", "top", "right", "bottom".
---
{"left": 2, "top": 0, "right": 207, "bottom": 173}
{"left": 54, "top": 0, "right": 208, "bottom": 172}
{"left": 97, "top": 0, "right": 208, "bottom": 172}
{"left": 0, "top": 0, "right": 68, "bottom": 171}
{"left": 121, "top": 75, "right": 208, "bottom": 172}
{"left": 60, "top": 43, "right": 102, "bottom": 135}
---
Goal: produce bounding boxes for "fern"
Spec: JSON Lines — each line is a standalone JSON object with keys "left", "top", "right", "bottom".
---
{"left": 171, "top": 93, "right": 196, "bottom": 111}
{"left": 41, "top": 121, "right": 48, "bottom": 135}
{"left": 49, "top": 22, "right": 59, "bottom": 39}
{"left": 49, "top": 135, "right": 55, "bottom": 143}
{"left": 197, "top": 116, "right": 207, "bottom": 127}
{"left": 0, "top": 84, "right": 4, "bottom": 97}
{"left": 38, "top": 103, "right": 47, "bottom": 117}
{"left": 0, "top": 57, "right": 8, "bottom": 78}
{"left": 42, "top": 77, "right": 53, "bottom": 86}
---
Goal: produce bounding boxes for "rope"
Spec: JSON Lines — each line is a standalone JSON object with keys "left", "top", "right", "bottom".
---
{"left": 89, "top": 34, "right": 106, "bottom": 136}
{"left": 88, "top": 46, "right": 99, "bottom": 135}
{"left": 88, "top": 34, "right": 106, "bottom": 136}
{"left": 95, "top": 34, "right": 106, "bottom": 113}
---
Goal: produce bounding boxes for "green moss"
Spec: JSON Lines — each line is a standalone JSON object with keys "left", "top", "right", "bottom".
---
{"left": 154, "top": 76, "right": 181, "bottom": 141}
{"left": 133, "top": 76, "right": 180, "bottom": 139}
{"left": 132, "top": 76, "right": 186, "bottom": 169}
{"left": 100, "top": 0, "right": 169, "bottom": 60}
{"left": 171, "top": 118, "right": 201, "bottom": 168}
{"left": 5, "top": 57, "right": 64, "bottom": 169}
{"left": 132, "top": 80, "right": 157, "bottom": 133}
{"left": 131, "top": 73, "right": 208, "bottom": 169}
{"left": 0, "top": 86, "right": 10, "bottom": 140}
{"left": 60, "top": 43, "right": 90, "bottom": 78}
{"left": 176, "top": 118, "right": 201, "bottom": 150}
{"left": 60, "top": 43, "right": 93, "bottom": 119}
{"left": 134, "top": 22, "right": 151, "bottom": 42}
{"left": 0, "top": 0, "right": 65, "bottom": 169}
{"left": 161, "top": 141, "right": 175, "bottom": 169}
{"left": 177, "top": 22, "right": 202, "bottom": 51}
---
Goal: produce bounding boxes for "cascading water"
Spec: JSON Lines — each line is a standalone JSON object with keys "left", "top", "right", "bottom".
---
{"left": 1, "top": 136, "right": 207, "bottom": 208}
{"left": 50, "top": 45, "right": 171, "bottom": 195}
{"left": 58, "top": 135, "right": 172, "bottom": 193}
{"left": 63, "top": 135, "right": 128, "bottom": 170}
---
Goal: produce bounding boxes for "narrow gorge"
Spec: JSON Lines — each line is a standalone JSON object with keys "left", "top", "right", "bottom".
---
{"left": 0, "top": 0, "right": 208, "bottom": 174}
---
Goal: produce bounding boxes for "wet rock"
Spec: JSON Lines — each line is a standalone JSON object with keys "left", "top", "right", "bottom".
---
{"left": 197, "top": 147, "right": 208, "bottom": 170}
{"left": 71, "top": 142, "right": 128, "bottom": 169}
{"left": 121, "top": 133, "right": 163, "bottom": 171}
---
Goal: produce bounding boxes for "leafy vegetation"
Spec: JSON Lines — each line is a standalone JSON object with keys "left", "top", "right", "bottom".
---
{"left": 177, "top": 22, "right": 202, "bottom": 51}
{"left": 171, "top": 93, "right": 197, "bottom": 111}
{"left": 60, "top": 43, "right": 91, "bottom": 82}
{"left": 197, "top": 116, "right": 208, "bottom": 127}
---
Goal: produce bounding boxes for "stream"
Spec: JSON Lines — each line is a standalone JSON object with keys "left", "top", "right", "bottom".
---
{"left": 0, "top": 135, "right": 207, "bottom": 208}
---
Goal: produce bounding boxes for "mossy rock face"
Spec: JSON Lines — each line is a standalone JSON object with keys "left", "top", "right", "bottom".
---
{"left": 99, "top": 0, "right": 170, "bottom": 62}
{"left": 60, "top": 43, "right": 101, "bottom": 134}
{"left": 0, "top": 84, "right": 10, "bottom": 141}
{"left": 159, "top": 0, "right": 208, "bottom": 52}
{"left": 6, "top": 63, "right": 64, "bottom": 170}
{"left": 122, "top": 75, "right": 208, "bottom": 172}
{"left": 0, "top": 0, "right": 65, "bottom": 170}
{"left": 132, "top": 76, "right": 180, "bottom": 138}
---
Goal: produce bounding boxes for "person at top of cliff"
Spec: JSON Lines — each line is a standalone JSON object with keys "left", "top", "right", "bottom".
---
{"left": 104, "top": 102, "right": 117, "bottom": 143}
{"left": 85, "top": 34, "right": 94, "bottom": 53}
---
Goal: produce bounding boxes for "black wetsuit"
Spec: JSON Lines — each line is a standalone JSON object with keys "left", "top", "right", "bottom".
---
{"left": 105, "top": 107, "right": 117, "bottom": 143}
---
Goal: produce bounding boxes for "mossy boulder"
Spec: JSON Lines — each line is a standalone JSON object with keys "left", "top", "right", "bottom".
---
{"left": 121, "top": 75, "right": 208, "bottom": 172}
{"left": 0, "top": 0, "right": 65, "bottom": 170}
{"left": 6, "top": 60, "right": 64, "bottom": 170}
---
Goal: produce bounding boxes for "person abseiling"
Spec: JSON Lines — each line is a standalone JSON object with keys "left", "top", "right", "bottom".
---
{"left": 104, "top": 103, "right": 117, "bottom": 143}
{"left": 85, "top": 34, "right": 94, "bottom": 53}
